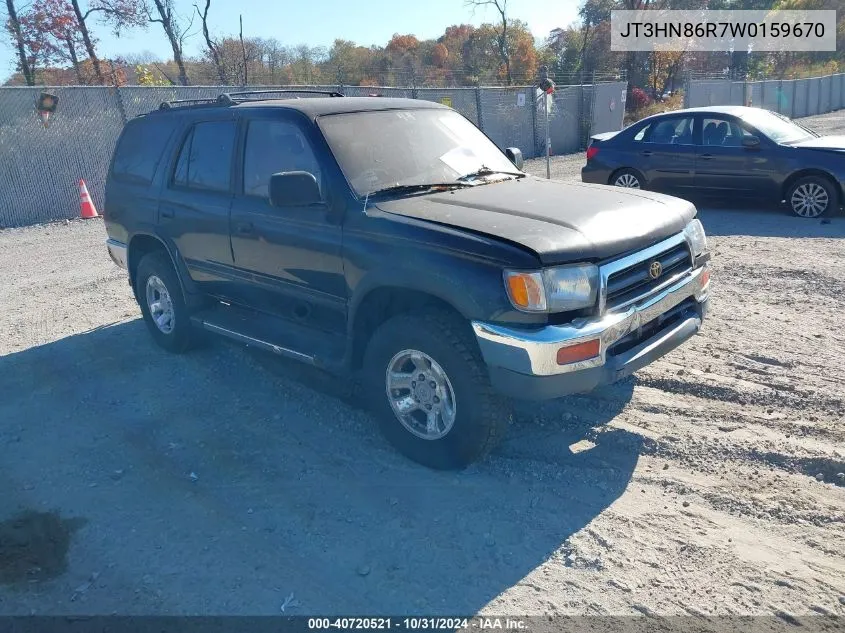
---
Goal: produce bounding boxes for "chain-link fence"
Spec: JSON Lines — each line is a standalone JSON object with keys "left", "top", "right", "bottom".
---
{"left": 0, "top": 82, "right": 626, "bottom": 228}
{"left": 684, "top": 72, "right": 845, "bottom": 119}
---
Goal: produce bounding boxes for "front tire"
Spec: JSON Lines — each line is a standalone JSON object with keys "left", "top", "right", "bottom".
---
{"left": 611, "top": 168, "right": 644, "bottom": 189}
{"left": 363, "top": 310, "right": 509, "bottom": 470}
{"left": 135, "top": 251, "right": 196, "bottom": 354}
{"left": 787, "top": 176, "right": 837, "bottom": 218}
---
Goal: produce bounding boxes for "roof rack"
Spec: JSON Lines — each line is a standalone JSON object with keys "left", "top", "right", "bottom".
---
{"left": 158, "top": 96, "right": 229, "bottom": 110}
{"left": 223, "top": 89, "right": 345, "bottom": 101}
{"left": 157, "top": 90, "right": 344, "bottom": 112}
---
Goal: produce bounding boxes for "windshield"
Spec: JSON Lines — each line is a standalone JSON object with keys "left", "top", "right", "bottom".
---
{"left": 317, "top": 109, "right": 520, "bottom": 197}
{"left": 739, "top": 109, "right": 816, "bottom": 144}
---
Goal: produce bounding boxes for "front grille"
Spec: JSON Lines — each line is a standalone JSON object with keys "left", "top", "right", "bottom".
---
{"left": 607, "top": 298, "right": 697, "bottom": 357}
{"left": 605, "top": 242, "right": 692, "bottom": 310}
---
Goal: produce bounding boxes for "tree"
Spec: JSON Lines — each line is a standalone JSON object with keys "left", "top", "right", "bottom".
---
{"left": 578, "top": 0, "right": 614, "bottom": 76}
{"left": 5, "top": 0, "right": 34, "bottom": 84}
{"left": 431, "top": 43, "right": 448, "bottom": 68}
{"left": 63, "top": 1, "right": 145, "bottom": 85}
{"left": 17, "top": 0, "right": 83, "bottom": 81}
{"left": 145, "top": 0, "right": 193, "bottom": 85}
{"left": 193, "top": 0, "right": 224, "bottom": 83}
{"left": 465, "top": 0, "right": 512, "bottom": 84}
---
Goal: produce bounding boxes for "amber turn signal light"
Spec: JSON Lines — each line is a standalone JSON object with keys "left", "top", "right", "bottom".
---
{"left": 556, "top": 339, "right": 601, "bottom": 365}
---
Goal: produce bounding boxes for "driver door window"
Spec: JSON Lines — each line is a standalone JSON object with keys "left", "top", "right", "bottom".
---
{"left": 701, "top": 117, "right": 752, "bottom": 147}
{"left": 242, "top": 119, "right": 323, "bottom": 200}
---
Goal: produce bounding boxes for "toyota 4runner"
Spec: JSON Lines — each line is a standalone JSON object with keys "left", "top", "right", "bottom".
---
{"left": 104, "top": 91, "right": 711, "bottom": 470}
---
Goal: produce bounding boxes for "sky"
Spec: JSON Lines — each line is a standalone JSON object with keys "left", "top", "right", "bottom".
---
{"left": 0, "top": 0, "right": 582, "bottom": 82}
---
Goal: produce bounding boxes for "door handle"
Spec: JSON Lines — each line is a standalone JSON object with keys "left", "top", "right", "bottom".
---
{"left": 160, "top": 208, "right": 174, "bottom": 218}
{"left": 235, "top": 222, "right": 254, "bottom": 235}
{"left": 640, "top": 150, "right": 653, "bottom": 157}
{"left": 699, "top": 154, "right": 714, "bottom": 160}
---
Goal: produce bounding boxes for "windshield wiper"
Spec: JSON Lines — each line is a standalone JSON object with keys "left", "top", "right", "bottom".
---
{"left": 367, "top": 182, "right": 476, "bottom": 198}
{"left": 457, "top": 166, "right": 525, "bottom": 182}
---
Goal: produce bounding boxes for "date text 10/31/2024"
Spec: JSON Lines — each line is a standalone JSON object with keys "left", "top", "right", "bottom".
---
{"left": 307, "top": 617, "right": 528, "bottom": 630}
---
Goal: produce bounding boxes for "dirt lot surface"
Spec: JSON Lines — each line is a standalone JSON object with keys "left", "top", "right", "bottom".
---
{"left": 1, "top": 111, "right": 844, "bottom": 618}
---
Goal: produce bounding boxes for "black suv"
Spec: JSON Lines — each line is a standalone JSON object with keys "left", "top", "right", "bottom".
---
{"left": 104, "top": 91, "right": 711, "bottom": 469}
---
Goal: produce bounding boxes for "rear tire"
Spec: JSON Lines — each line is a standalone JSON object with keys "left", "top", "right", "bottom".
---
{"left": 611, "top": 168, "right": 644, "bottom": 189}
{"left": 786, "top": 176, "right": 837, "bottom": 218}
{"left": 363, "top": 310, "right": 509, "bottom": 470}
{"left": 135, "top": 251, "right": 197, "bottom": 354}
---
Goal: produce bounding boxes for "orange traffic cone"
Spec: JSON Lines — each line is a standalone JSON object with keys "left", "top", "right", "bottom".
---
{"left": 79, "top": 179, "right": 99, "bottom": 219}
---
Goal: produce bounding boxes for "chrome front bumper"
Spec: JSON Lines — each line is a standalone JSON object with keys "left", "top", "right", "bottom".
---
{"left": 106, "top": 238, "right": 128, "bottom": 269}
{"left": 472, "top": 262, "right": 710, "bottom": 399}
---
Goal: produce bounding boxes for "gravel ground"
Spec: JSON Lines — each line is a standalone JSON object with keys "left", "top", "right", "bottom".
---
{"left": 0, "top": 110, "right": 844, "bottom": 619}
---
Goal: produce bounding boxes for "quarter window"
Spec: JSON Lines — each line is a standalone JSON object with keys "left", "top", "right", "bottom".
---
{"left": 242, "top": 119, "right": 323, "bottom": 199}
{"left": 112, "top": 118, "right": 176, "bottom": 184}
{"left": 171, "top": 120, "right": 237, "bottom": 192}
{"left": 632, "top": 124, "right": 650, "bottom": 142}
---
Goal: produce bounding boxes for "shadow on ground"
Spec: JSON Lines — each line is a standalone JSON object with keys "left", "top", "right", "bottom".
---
{"left": 682, "top": 199, "right": 845, "bottom": 239}
{"left": 0, "top": 320, "right": 638, "bottom": 615}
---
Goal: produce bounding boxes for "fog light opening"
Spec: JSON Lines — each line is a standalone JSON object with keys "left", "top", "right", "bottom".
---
{"left": 557, "top": 339, "right": 601, "bottom": 365}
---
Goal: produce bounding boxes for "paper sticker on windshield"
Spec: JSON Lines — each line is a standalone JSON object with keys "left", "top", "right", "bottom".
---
{"left": 439, "top": 146, "right": 480, "bottom": 175}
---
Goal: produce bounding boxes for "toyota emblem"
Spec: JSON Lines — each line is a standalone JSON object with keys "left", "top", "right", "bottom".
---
{"left": 648, "top": 261, "right": 663, "bottom": 280}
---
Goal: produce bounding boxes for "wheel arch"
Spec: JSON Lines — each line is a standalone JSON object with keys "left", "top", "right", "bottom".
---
{"left": 609, "top": 166, "right": 646, "bottom": 187}
{"left": 782, "top": 169, "right": 842, "bottom": 205}
{"left": 127, "top": 233, "right": 193, "bottom": 302}
{"left": 348, "top": 285, "right": 469, "bottom": 371}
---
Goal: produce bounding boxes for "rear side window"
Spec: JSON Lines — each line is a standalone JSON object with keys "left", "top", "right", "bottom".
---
{"left": 111, "top": 118, "right": 176, "bottom": 184}
{"left": 172, "top": 120, "right": 237, "bottom": 192}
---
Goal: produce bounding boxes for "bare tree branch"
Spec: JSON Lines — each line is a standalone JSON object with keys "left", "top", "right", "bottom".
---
{"left": 194, "top": 0, "right": 225, "bottom": 83}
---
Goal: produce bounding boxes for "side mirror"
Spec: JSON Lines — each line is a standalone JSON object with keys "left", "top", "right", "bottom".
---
{"left": 742, "top": 135, "right": 760, "bottom": 149}
{"left": 269, "top": 171, "right": 321, "bottom": 207}
{"left": 505, "top": 147, "right": 524, "bottom": 170}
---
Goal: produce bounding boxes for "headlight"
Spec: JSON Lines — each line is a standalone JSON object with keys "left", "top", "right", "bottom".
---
{"left": 683, "top": 219, "right": 707, "bottom": 256}
{"left": 504, "top": 264, "right": 598, "bottom": 313}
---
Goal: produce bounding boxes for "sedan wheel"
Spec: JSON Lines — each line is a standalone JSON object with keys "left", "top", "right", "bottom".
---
{"left": 789, "top": 180, "right": 832, "bottom": 218}
{"left": 613, "top": 171, "right": 641, "bottom": 189}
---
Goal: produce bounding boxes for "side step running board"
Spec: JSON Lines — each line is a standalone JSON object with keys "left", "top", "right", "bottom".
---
{"left": 192, "top": 317, "right": 316, "bottom": 365}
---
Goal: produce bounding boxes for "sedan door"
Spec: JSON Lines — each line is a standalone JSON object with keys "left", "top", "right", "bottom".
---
{"left": 636, "top": 115, "right": 697, "bottom": 194}
{"left": 228, "top": 113, "right": 347, "bottom": 337}
{"left": 693, "top": 115, "right": 779, "bottom": 198}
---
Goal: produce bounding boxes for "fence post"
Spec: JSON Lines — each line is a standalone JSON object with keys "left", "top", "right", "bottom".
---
{"left": 589, "top": 71, "right": 597, "bottom": 142}
{"left": 817, "top": 76, "right": 822, "bottom": 114}
{"left": 110, "top": 61, "right": 127, "bottom": 125}
{"left": 475, "top": 85, "right": 484, "bottom": 132}
{"left": 807, "top": 77, "right": 811, "bottom": 115}
{"left": 530, "top": 86, "right": 538, "bottom": 158}
{"left": 790, "top": 79, "right": 796, "bottom": 117}
{"left": 830, "top": 75, "right": 834, "bottom": 113}
{"left": 578, "top": 83, "right": 586, "bottom": 150}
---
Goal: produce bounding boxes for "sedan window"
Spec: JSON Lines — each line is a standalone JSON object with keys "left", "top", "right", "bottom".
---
{"left": 701, "top": 117, "right": 750, "bottom": 147}
{"left": 647, "top": 117, "right": 694, "bottom": 145}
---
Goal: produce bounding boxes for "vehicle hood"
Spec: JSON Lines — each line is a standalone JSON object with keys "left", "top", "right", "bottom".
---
{"left": 373, "top": 177, "right": 696, "bottom": 265}
{"left": 790, "top": 135, "right": 845, "bottom": 151}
